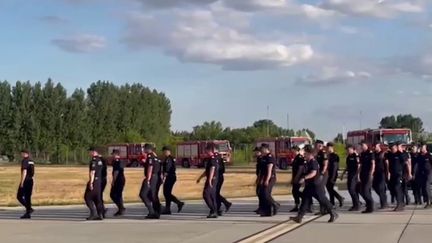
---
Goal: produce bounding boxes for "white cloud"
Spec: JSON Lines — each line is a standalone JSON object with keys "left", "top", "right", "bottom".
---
{"left": 121, "top": 11, "right": 314, "bottom": 70}
{"left": 297, "top": 66, "right": 371, "bottom": 85}
{"left": 52, "top": 34, "right": 107, "bottom": 53}
{"left": 321, "top": 0, "right": 425, "bottom": 18}
{"left": 133, "top": 0, "right": 218, "bottom": 8}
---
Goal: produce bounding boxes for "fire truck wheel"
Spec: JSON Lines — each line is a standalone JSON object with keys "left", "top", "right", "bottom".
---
{"left": 279, "top": 158, "right": 288, "bottom": 170}
{"left": 182, "top": 159, "right": 191, "bottom": 168}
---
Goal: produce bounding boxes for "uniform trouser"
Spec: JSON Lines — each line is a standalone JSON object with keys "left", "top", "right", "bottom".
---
{"left": 140, "top": 179, "right": 155, "bottom": 215}
{"left": 259, "top": 177, "right": 276, "bottom": 215}
{"left": 151, "top": 177, "right": 161, "bottom": 215}
{"left": 110, "top": 177, "right": 125, "bottom": 210}
{"left": 360, "top": 176, "right": 374, "bottom": 211}
{"left": 203, "top": 179, "right": 218, "bottom": 213}
{"left": 17, "top": 179, "right": 33, "bottom": 212}
{"left": 84, "top": 182, "right": 103, "bottom": 217}
{"left": 101, "top": 178, "right": 107, "bottom": 209}
{"left": 389, "top": 176, "right": 404, "bottom": 207}
{"left": 216, "top": 175, "right": 230, "bottom": 211}
{"left": 372, "top": 173, "right": 387, "bottom": 208}
{"left": 402, "top": 179, "right": 411, "bottom": 204}
{"left": 256, "top": 182, "right": 263, "bottom": 211}
{"left": 326, "top": 180, "right": 343, "bottom": 206}
{"left": 319, "top": 174, "right": 329, "bottom": 213}
{"left": 412, "top": 176, "right": 422, "bottom": 204}
{"left": 163, "top": 176, "right": 181, "bottom": 211}
{"left": 292, "top": 183, "right": 302, "bottom": 206}
{"left": 347, "top": 175, "right": 360, "bottom": 209}
{"left": 298, "top": 183, "right": 334, "bottom": 218}
{"left": 420, "top": 173, "right": 432, "bottom": 204}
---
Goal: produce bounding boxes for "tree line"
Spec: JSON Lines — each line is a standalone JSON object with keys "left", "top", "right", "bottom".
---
{"left": 0, "top": 79, "right": 171, "bottom": 162}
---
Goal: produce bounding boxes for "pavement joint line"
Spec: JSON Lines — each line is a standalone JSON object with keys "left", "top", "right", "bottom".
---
{"left": 397, "top": 205, "right": 417, "bottom": 243}
{"left": 235, "top": 215, "right": 320, "bottom": 243}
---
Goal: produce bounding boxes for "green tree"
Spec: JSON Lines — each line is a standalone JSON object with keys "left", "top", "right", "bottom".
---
{"left": 380, "top": 114, "right": 424, "bottom": 140}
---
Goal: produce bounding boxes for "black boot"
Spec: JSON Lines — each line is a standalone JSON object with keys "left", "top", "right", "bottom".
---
{"left": 290, "top": 215, "right": 303, "bottom": 223}
{"left": 328, "top": 212, "right": 338, "bottom": 223}
{"left": 289, "top": 206, "right": 299, "bottom": 212}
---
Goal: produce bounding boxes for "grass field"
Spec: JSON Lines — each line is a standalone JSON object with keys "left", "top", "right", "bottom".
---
{"left": 0, "top": 166, "right": 291, "bottom": 207}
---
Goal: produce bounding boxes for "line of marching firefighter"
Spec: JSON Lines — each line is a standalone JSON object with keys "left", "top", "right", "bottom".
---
{"left": 16, "top": 140, "right": 432, "bottom": 221}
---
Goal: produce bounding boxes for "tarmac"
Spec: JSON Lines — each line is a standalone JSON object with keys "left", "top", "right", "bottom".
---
{"left": 0, "top": 192, "right": 431, "bottom": 243}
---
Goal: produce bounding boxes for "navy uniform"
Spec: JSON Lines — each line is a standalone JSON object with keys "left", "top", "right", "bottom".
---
{"left": 400, "top": 150, "right": 411, "bottom": 205}
{"left": 139, "top": 147, "right": 161, "bottom": 219}
{"left": 215, "top": 152, "right": 232, "bottom": 215}
{"left": 410, "top": 148, "right": 422, "bottom": 204}
{"left": 162, "top": 147, "right": 184, "bottom": 214}
{"left": 386, "top": 147, "right": 405, "bottom": 211}
{"left": 416, "top": 149, "right": 432, "bottom": 208}
{"left": 254, "top": 148, "right": 264, "bottom": 214}
{"left": 346, "top": 151, "right": 361, "bottom": 211}
{"left": 17, "top": 151, "right": 35, "bottom": 219}
{"left": 316, "top": 145, "right": 329, "bottom": 214}
{"left": 99, "top": 155, "right": 108, "bottom": 217}
{"left": 259, "top": 151, "right": 279, "bottom": 217}
{"left": 290, "top": 145, "right": 338, "bottom": 224}
{"left": 290, "top": 151, "right": 306, "bottom": 212}
{"left": 110, "top": 151, "right": 126, "bottom": 216}
{"left": 84, "top": 155, "right": 104, "bottom": 220}
{"left": 373, "top": 149, "right": 388, "bottom": 209}
{"left": 359, "top": 148, "right": 375, "bottom": 213}
{"left": 201, "top": 153, "right": 219, "bottom": 218}
{"left": 326, "top": 146, "right": 344, "bottom": 207}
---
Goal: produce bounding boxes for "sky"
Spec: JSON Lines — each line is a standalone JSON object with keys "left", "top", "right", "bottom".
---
{"left": 1, "top": 0, "right": 432, "bottom": 140}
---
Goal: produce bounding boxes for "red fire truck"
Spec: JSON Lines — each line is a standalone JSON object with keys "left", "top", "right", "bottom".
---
{"left": 176, "top": 140, "right": 232, "bottom": 168}
{"left": 106, "top": 143, "right": 154, "bottom": 167}
{"left": 346, "top": 128, "right": 412, "bottom": 149}
{"left": 255, "top": 136, "right": 312, "bottom": 170}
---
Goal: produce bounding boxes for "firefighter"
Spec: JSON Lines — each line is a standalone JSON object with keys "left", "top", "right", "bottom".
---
{"left": 410, "top": 143, "right": 421, "bottom": 205}
{"left": 326, "top": 143, "right": 344, "bottom": 208}
{"left": 386, "top": 142, "right": 411, "bottom": 211}
{"left": 99, "top": 154, "right": 108, "bottom": 218}
{"left": 17, "top": 149, "right": 35, "bottom": 219}
{"left": 139, "top": 143, "right": 161, "bottom": 219}
{"left": 110, "top": 149, "right": 126, "bottom": 216}
{"left": 84, "top": 147, "right": 104, "bottom": 220}
{"left": 315, "top": 140, "right": 329, "bottom": 215}
{"left": 196, "top": 144, "right": 219, "bottom": 218}
{"left": 416, "top": 143, "right": 432, "bottom": 208}
{"left": 254, "top": 147, "right": 263, "bottom": 214}
{"left": 258, "top": 143, "right": 279, "bottom": 217}
{"left": 399, "top": 143, "right": 412, "bottom": 205}
{"left": 290, "top": 145, "right": 306, "bottom": 212}
{"left": 161, "top": 146, "right": 185, "bottom": 215}
{"left": 359, "top": 142, "right": 375, "bottom": 213}
{"left": 290, "top": 145, "right": 338, "bottom": 224}
{"left": 215, "top": 147, "right": 232, "bottom": 216}
{"left": 340, "top": 145, "right": 361, "bottom": 211}
{"left": 373, "top": 143, "right": 388, "bottom": 209}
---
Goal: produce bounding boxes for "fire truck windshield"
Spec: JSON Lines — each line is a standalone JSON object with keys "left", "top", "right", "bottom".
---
{"left": 382, "top": 134, "right": 409, "bottom": 144}
{"left": 216, "top": 143, "right": 230, "bottom": 152}
{"left": 291, "top": 140, "right": 309, "bottom": 147}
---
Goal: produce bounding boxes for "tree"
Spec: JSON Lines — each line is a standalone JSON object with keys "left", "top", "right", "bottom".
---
{"left": 380, "top": 114, "right": 424, "bottom": 140}
{"left": 333, "top": 133, "right": 344, "bottom": 143}
{"left": 192, "top": 121, "right": 224, "bottom": 140}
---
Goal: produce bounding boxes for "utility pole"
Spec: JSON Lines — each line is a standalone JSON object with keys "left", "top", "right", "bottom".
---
{"left": 287, "top": 113, "right": 290, "bottom": 136}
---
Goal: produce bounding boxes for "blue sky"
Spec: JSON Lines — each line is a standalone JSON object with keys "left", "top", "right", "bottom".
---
{"left": 1, "top": 0, "right": 432, "bottom": 140}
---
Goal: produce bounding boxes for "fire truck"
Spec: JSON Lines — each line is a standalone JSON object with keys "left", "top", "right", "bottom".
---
{"left": 346, "top": 128, "right": 412, "bottom": 149}
{"left": 176, "top": 140, "right": 232, "bottom": 168}
{"left": 255, "top": 136, "right": 312, "bottom": 170}
{"left": 106, "top": 143, "right": 154, "bottom": 167}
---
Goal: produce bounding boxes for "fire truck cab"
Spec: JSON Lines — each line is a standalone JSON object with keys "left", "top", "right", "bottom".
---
{"left": 106, "top": 143, "right": 154, "bottom": 167}
{"left": 346, "top": 128, "right": 412, "bottom": 149}
{"left": 176, "top": 140, "right": 232, "bottom": 168}
{"left": 255, "top": 136, "right": 312, "bottom": 170}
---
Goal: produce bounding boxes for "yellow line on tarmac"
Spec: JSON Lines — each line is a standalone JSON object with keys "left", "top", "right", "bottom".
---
{"left": 237, "top": 216, "right": 320, "bottom": 243}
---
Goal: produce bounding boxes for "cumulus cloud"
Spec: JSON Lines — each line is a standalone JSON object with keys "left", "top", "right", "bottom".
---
{"left": 121, "top": 11, "right": 314, "bottom": 70}
{"left": 133, "top": 0, "right": 218, "bottom": 8}
{"left": 320, "top": 0, "right": 425, "bottom": 18}
{"left": 52, "top": 34, "right": 107, "bottom": 53}
{"left": 297, "top": 66, "right": 371, "bottom": 85}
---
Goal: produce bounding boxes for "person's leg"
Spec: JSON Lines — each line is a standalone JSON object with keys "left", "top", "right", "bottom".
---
{"left": 326, "top": 181, "right": 335, "bottom": 206}
{"left": 163, "top": 177, "right": 174, "bottom": 212}
{"left": 151, "top": 178, "right": 161, "bottom": 217}
{"left": 84, "top": 186, "right": 97, "bottom": 218}
{"left": 23, "top": 180, "right": 33, "bottom": 213}
{"left": 140, "top": 180, "right": 155, "bottom": 215}
{"left": 348, "top": 177, "right": 360, "bottom": 210}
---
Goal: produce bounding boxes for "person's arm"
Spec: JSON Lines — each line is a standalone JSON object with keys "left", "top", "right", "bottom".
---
{"left": 293, "top": 166, "right": 304, "bottom": 184}
{"left": 89, "top": 170, "right": 95, "bottom": 190}
{"left": 265, "top": 163, "right": 273, "bottom": 186}
{"left": 370, "top": 159, "right": 375, "bottom": 180}
{"left": 196, "top": 170, "right": 206, "bottom": 183}
{"left": 20, "top": 170, "right": 27, "bottom": 188}
{"left": 357, "top": 156, "right": 362, "bottom": 181}
{"left": 208, "top": 166, "right": 215, "bottom": 187}
{"left": 405, "top": 156, "right": 412, "bottom": 180}
{"left": 112, "top": 166, "right": 119, "bottom": 187}
{"left": 322, "top": 156, "right": 329, "bottom": 175}
{"left": 300, "top": 169, "right": 317, "bottom": 184}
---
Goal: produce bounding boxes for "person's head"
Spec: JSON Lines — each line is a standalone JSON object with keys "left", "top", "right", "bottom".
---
{"left": 88, "top": 147, "right": 99, "bottom": 157}
{"left": 410, "top": 143, "right": 418, "bottom": 153}
{"left": 292, "top": 146, "right": 300, "bottom": 155}
{"left": 111, "top": 149, "right": 120, "bottom": 159}
{"left": 346, "top": 145, "right": 354, "bottom": 154}
{"left": 397, "top": 142, "right": 404, "bottom": 152}
{"left": 298, "top": 145, "right": 305, "bottom": 156}
{"left": 326, "top": 142, "right": 334, "bottom": 153}
{"left": 360, "top": 141, "right": 369, "bottom": 152}
{"left": 162, "top": 146, "right": 171, "bottom": 156}
{"left": 390, "top": 143, "right": 398, "bottom": 153}
{"left": 373, "top": 143, "right": 381, "bottom": 153}
{"left": 260, "top": 143, "right": 270, "bottom": 154}
{"left": 315, "top": 140, "right": 324, "bottom": 151}
{"left": 20, "top": 149, "right": 30, "bottom": 158}
{"left": 304, "top": 145, "right": 314, "bottom": 159}
{"left": 205, "top": 144, "right": 214, "bottom": 156}
{"left": 253, "top": 147, "right": 262, "bottom": 157}
{"left": 420, "top": 143, "right": 428, "bottom": 154}
{"left": 144, "top": 143, "right": 154, "bottom": 154}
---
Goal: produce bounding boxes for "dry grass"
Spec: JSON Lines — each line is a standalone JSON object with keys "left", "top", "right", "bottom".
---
{"left": 0, "top": 166, "right": 291, "bottom": 207}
